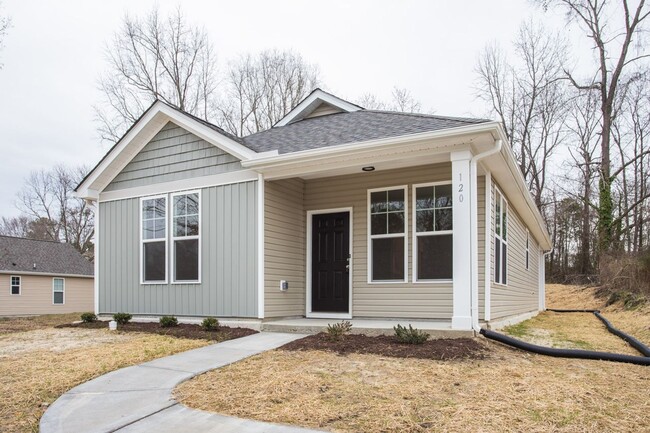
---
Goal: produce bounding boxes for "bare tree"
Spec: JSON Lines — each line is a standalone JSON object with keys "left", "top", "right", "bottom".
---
{"left": 0, "top": 1, "right": 11, "bottom": 68}
{"left": 475, "top": 20, "right": 567, "bottom": 209}
{"left": 95, "top": 6, "right": 217, "bottom": 142}
{"left": 357, "top": 86, "right": 423, "bottom": 112}
{"left": 15, "top": 165, "right": 94, "bottom": 257}
{"left": 216, "top": 50, "right": 319, "bottom": 136}
{"left": 540, "top": 0, "right": 650, "bottom": 253}
{"left": 0, "top": 216, "right": 31, "bottom": 238}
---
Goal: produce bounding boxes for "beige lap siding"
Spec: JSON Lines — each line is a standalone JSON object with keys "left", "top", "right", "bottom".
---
{"left": 490, "top": 181, "right": 540, "bottom": 319}
{"left": 264, "top": 179, "right": 307, "bottom": 318}
{"left": 0, "top": 274, "right": 93, "bottom": 316}
{"left": 304, "top": 163, "right": 454, "bottom": 320}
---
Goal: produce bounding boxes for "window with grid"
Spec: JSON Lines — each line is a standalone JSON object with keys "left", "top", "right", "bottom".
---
{"left": 494, "top": 189, "right": 508, "bottom": 285}
{"left": 172, "top": 192, "right": 200, "bottom": 282}
{"left": 10, "top": 276, "right": 20, "bottom": 295}
{"left": 369, "top": 187, "right": 407, "bottom": 282}
{"left": 53, "top": 278, "right": 64, "bottom": 304}
{"left": 142, "top": 196, "right": 167, "bottom": 283}
{"left": 414, "top": 183, "right": 453, "bottom": 281}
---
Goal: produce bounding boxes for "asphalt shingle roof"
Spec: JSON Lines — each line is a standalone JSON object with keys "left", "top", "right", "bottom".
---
{"left": 0, "top": 236, "right": 94, "bottom": 276}
{"left": 242, "top": 110, "right": 490, "bottom": 154}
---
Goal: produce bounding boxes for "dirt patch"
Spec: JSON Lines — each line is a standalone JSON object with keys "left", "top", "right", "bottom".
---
{"left": 0, "top": 313, "right": 81, "bottom": 335}
{"left": 0, "top": 328, "right": 137, "bottom": 357}
{"left": 59, "top": 321, "right": 258, "bottom": 342}
{"left": 280, "top": 333, "right": 487, "bottom": 360}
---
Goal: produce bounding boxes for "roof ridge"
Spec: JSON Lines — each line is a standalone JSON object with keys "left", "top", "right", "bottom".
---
{"left": 364, "top": 109, "right": 490, "bottom": 123}
{"left": 0, "top": 235, "right": 62, "bottom": 244}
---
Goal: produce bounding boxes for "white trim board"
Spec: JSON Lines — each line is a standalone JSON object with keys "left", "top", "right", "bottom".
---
{"left": 275, "top": 89, "right": 362, "bottom": 127}
{"left": 305, "top": 207, "right": 354, "bottom": 320}
{"left": 0, "top": 271, "right": 94, "bottom": 279}
{"left": 257, "top": 173, "right": 265, "bottom": 319}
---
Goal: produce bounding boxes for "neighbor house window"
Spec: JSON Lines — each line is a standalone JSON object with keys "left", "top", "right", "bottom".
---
{"left": 413, "top": 183, "right": 453, "bottom": 281}
{"left": 494, "top": 188, "right": 508, "bottom": 285}
{"left": 526, "top": 229, "right": 530, "bottom": 270}
{"left": 368, "top": 186, "right": 408, "bottom": 282}
{"left": 10, "top": 276, "right": 20, "bottom": 295}
{"left": 53, "top": 278, "right": 64, "bottom": 304}
{"left": 141, "top": 195, "right": 167, "bottom": 283}
{"left": 172, "top": 191, "right": 200, "bottom": 282}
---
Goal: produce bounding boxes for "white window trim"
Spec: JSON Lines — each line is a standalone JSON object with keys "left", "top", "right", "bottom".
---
{"left": 412, "top": 181, "right": 453, "bottom": 283}
{"left": 52, "top": 277, "right": 65, "bottom": 305}
{"left": 170, "top": 190, "right": 202, "bottom": 284}
{"left": 494, "top": 186, "right": 508, "bottom": 286}
{"left": 367, "top": 185, "right": 409, "bottom": 284}
{"left": 10, "top": 275, "right": 20, "bottom": 296}
{"left": 140, "top": 194, "right": 169, "bottom": 285}
{"left": 526, "top": 229, "right": 530, "bottom": 271}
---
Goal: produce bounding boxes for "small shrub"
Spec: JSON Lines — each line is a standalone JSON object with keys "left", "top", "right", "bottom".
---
{"left": 394, "top": 324, "right": 430, "bottom": 345}
{"left": 326, "top": 320, "right": 352, "bottom": 340}
{"left": 159, "top": 316, "right": 179, "bottom": 328}
{"left": 113, "top": 312, "right": 132, "bottom": 325}
{"left": 80, "top": 312, "right": 97, "bottom": 323}
{"left": 201, "top": 317, "right": 220, "bottom": 331}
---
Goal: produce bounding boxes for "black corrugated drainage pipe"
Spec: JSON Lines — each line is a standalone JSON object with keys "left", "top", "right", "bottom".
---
{"left": 480, "top": 309, "right": 650, "bottom": 366}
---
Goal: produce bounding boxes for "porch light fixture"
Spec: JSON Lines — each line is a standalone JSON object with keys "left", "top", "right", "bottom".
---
{"left": 362, "top": 166, "right": 375, "bottom": 172}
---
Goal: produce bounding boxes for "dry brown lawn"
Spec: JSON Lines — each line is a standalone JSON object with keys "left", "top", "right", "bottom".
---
{"left": 0, "top": 318, "right": 209, "bottom": 433}
{"left": 0, "top": 313, "right": 81, "bottom": 335}
{"left": 176, "top": 284, "right": 650, "bottom": 433}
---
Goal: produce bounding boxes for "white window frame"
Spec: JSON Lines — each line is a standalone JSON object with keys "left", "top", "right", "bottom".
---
{"left": 52, "top": 277, "right": 65, "bottom": 305}
{"left": 494, "top": 187, "right": 508, "bottom": 286}
{"left": 367, "top": 185, "right": 409, "bottom": 284}
{"left": 412, "top": 181, "right": 453, "bottom": 283}
{"left": 140, "top": 194, "right": 169, "bottom": 284}
{"left": 171, "top": 190, "right": 202, "bottom": 284}
{"left": 526, "top": 229, "right": 530, "bottom": 271}
{"left": 10, "top": 275, "right": 20, "bottom": 296}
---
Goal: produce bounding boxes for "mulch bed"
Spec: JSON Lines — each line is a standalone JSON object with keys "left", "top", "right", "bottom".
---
{"left": 280, "top": 332, "right": 488, "bottom": 360}
{"left": 58, "top": 322, "right": 257, "bottom": 342}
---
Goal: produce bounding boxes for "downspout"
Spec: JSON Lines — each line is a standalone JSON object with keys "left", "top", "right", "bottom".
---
{"left": 469, "top": 139, "right": 502, "bottom": 331}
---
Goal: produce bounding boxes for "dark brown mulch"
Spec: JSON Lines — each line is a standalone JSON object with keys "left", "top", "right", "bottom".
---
{"left": 57, "top": 321, "right": 257, "bottom": 342}
{"left": 280, "top": 332, "right": 488, "bottom": 361}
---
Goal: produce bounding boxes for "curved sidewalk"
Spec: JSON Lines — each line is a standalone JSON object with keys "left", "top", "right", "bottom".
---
{"left": 40, "top": 332, "right": 324, "bottom": 433}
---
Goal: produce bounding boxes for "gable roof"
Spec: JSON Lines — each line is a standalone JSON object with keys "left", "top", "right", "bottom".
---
{"left": 244, "top": 110, "right": 489, "bottom": 154}
{"left": 274, "top": 88, "right": 363, "bottom": 127}
{"left": 0, "top": 236, "right": 94, "bottom": 277}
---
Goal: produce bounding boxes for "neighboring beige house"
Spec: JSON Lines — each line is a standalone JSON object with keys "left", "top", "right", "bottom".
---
{"left": 75, "top": 89, "right": 552, "bottom": 331}
{"left": 0, "top": 236, "right": 94, "bottom": 316}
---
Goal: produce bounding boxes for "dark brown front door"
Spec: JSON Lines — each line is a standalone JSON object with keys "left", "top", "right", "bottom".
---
{"left": 311, "top": 212, "right": 350, "bottom": 313}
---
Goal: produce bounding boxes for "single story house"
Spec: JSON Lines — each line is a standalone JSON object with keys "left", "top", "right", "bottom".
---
{"left": 0, "top": 236, "right": 94, "bottom": 316}
{"left": 75, "top": 89, "right": 551, "bottom": 331}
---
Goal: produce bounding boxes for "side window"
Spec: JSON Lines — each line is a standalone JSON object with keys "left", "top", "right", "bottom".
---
{"left": 172, "top": 192, "right": 200, "bottom": 282}
{"left": 494, "top": 188, "right": 508, "bottom": 285}
{"left": 368, "top": 186, "right": 407, "bottom": 282}
{"left": 141, "top": 196, "right": 167, "bottom": 283}
{"left": 526, "top": 230, "right": 530, "bottom": 271}
{"left": 53, "top": 278, "right": 65, "bottom": 304}
{"left": 10, "top": 276, "right": 20, "bottom": 295}
{"left": 413, "top": 183, "right": 453, "bottom": 281}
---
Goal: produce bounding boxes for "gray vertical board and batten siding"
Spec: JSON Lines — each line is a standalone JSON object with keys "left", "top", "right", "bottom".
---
{"left": 99, "top": 182, "right": 258, "bottom": 317}
{"left": 98, "top": 118, "right": 258, "bottom": 317}
{"left": 104, "top": 122, "right": 242, "bottom": 192}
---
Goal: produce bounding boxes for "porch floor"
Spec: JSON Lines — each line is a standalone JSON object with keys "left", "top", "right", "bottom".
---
{"left": 261, "top": 318, "right": 475, "bottom": 338}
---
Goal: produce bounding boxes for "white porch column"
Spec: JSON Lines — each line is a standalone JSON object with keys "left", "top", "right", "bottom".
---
{"left": 451, "top": 151, "right": 473, "bottom": 330}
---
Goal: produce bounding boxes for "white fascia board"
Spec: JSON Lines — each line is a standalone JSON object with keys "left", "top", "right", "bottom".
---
{"left": 275, "top": 89, "right": 362, "bottom": 127}
{"left": 76, "top": 101, "right": 258, "bottom": 200}
{"left": 0, "top": 270, "right": 94, "bottom": 279}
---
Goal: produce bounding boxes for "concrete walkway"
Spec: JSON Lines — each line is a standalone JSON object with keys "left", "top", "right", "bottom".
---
{"left": 40, "top": 332, "right": 325, "bottom": 433}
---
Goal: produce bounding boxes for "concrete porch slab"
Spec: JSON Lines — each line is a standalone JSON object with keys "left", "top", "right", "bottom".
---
{"left": 261, "top": 318, "right": 475, "bottom": 338}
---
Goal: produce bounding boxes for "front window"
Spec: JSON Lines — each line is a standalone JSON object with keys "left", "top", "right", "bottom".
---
{"left": 172, "top": 192, "right": 200, "bottom": 282}
{"left": 142, "top": 196, "right": 167, "bottom": 283}
{"left": 414, "top": 183, "right": 453, "bottom": 281}
{"left": 494, "top": 188, "right": 508, "bottom": 285}
{"left": 53, "top": 278, "right": 64, "bottom": 304}
{"left": 369, "top": 186, "right": 407, "bottom": 282}
{"left": 10, "top": 276, "right": 20, "bottom": 295}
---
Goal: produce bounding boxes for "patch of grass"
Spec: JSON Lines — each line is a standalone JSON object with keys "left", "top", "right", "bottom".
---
{"left": 0, "top": 319, "right": 208, "bottom": 433}
{"left": 502, "top": 322, "right": 530, "bottom": 338}
{"left": 0, "top": 313, "right": 80, "bottom": 335}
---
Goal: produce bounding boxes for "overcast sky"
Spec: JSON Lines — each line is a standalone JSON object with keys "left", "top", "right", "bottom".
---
{"left": 0, "top": 0, "right": 576, "bottom": 217}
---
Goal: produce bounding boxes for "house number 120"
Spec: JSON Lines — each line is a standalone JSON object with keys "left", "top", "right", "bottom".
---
{"left": 458, "top": 173, "right": 464, "bottom": 203}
